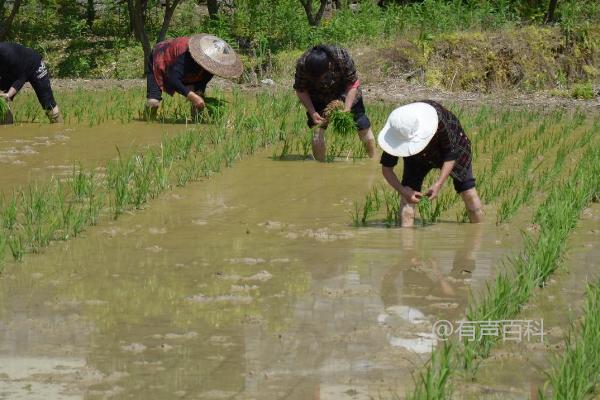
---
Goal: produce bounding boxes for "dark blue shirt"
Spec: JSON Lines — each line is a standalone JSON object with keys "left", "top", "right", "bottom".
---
{"left": 0, "top": 42, "right": 43, "bottom": 92}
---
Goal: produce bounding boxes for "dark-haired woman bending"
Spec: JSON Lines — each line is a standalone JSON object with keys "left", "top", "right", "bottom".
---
{"left": 293, "top": 45, "right": 375, "bottom": 162}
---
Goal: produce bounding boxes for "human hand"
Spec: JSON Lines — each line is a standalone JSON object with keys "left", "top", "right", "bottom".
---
{"left": 403, "top": 187, "right": 423, "bottom": 204}
{"left": 311, "top": 111, "right": 325, "bottom": 125}
{"left": 426, "top": 182, "right": 442, "bottom": 200}
{"left": 0, "top": 92, "right": 10, "bottom": 101}
{"left": 187, "top": 92, "right": 205, "bottom": 109}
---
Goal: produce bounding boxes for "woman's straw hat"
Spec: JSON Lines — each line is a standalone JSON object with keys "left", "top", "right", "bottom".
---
{"left": 189, "top": 34, "right": 243, "bottom": 79}
{"left": 377, "top": 102, "right": 439, "bottom": 157}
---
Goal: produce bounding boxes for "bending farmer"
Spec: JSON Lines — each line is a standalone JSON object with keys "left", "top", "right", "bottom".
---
{"left": 378, "top": 101, "right": 484, "bottom": 227}
{"left": 294, "top": 45, "right": 376, "bottom": 161}
{"left": 0, "top": 42, "right": 62, "bottom": 123}
{"left": 145, "top": 34, "right": 242, "bottom": 119}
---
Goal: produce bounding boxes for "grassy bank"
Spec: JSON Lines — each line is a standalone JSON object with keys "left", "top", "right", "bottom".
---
{"left": 9, "top": 1, "right": 599, "bottom": 94}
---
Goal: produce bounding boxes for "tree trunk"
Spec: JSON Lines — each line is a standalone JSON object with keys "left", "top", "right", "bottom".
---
{"left": 545, "top": 0, "right": 558, "bottom": 23}
{"left": 157, "top": 0, "right": 182, "bottom": 42}
{"left": 86, "top": 0, "right": 96, "bottom": 30}
{"left": 299, "top": 0, "right": 328, "bottom": 26}
{"left": 207, "top": 0, "right": 219, "bottom": 18}
{"left": 0, "top": 0, "right": 23, "bottom": 41}
{"left": 126, "top": 0, "right": 152, "bottom": 73}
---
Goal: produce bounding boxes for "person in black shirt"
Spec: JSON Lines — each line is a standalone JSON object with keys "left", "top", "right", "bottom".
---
{"left": 378, "top": 101, "right": 483, "bottom": 227}
{"left": 145, "top": 34, "right": 242, "bottom": 120}
{"left": 0, "top": 42, "right": 62, "bottom": 123}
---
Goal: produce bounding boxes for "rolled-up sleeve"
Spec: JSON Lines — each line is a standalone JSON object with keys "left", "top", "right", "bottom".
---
{"left": 380, "top": 151, "right": 400, "bottom": 168}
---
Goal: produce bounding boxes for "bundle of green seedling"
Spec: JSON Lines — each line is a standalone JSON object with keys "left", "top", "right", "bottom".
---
{"left": 324, "top": 100, "right": 355, "bottom": 137}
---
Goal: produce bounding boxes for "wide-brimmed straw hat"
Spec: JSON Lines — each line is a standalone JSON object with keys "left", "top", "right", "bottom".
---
{"left": 377, "top": 102, "right": 439, "bottom": 157}
{"left": 189, "top": 34, "right": 243, "bottom": 79}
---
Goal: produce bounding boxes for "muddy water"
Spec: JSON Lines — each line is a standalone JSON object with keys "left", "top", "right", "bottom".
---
{"left": 452, "top": 204, "right": 600, "bottom": 400}
{"left": 0, "top": 153, "right": 524, "bottom": 399}
{"left": 0, "top": 122, "right": 187, "bottom": 191}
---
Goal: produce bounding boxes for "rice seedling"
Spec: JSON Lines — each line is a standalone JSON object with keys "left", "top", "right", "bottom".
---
{"left": 0, "top": 232, "right": 6, "bottom": 271}
{"left": 417, "top": 196, "right": 442, "bottom": 226}
{"left": 70, "top": 165, "right": 96, "bottom": 201}
{"left": 360, "top": 188, "right": 381, "bottom": 226}
{"left": 406, "top": 342, "right": 453, "bottom": 400}
{"left": 0, "top": 97, "right": 13, "bottom": 124}
{"left": 1, "top": 195, "right": 18, "bottom": 232}
{"left": 8, "top": 234, "right": 24, "bottom": 262}
{"left": 538, "top": 278, "right": 600, "bottom": 400}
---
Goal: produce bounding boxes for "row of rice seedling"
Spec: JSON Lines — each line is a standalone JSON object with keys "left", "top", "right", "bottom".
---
{"left": 10, "top": 87, "right": 231, "bottom": 126}
{"left": 0, "top": 90, "right": 312, "bottom": 266}
{"left": 494, "top": 115, "right": 599, "bottom": 224}
{"left": 538, "top": 278, "right": 600, "bottom": 399}
{"left": 405, "top": 143, "right": 599, "bottom": 398}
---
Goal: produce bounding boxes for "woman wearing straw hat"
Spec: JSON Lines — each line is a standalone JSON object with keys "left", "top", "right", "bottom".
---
{"left": 294, "top": 45, "right": 376, "bottom": 161}
{"left": 0, "top": 42, "right": 62, "bottom": 123}
{"left": 378, "top": 100, "right": 484, "bottom": 227}
{"left": 145, "top": 34, "right": 242, "bottom": 119}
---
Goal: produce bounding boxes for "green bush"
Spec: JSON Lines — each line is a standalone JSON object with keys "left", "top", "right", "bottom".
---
{"left": 571, "top": 83, "right": 596, "bottom": 99}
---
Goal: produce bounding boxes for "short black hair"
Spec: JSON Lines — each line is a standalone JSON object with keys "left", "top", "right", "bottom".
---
{"left": 305, "top": 46, "right": 330, "bottom": 77}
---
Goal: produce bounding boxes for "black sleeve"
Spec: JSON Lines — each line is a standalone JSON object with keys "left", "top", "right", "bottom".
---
{"left": 193, "top": 73, "right": 214, "bottom": 94}
{"left": 380, "top": 151, "right": 400, "bottom": 168}
{"left": 165, "top": 54, "right": 191, "bottom": 97}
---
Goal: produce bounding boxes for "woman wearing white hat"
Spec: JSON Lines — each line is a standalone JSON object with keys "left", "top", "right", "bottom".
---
{"left": 378, "top": 100, "right": 484, "bottom": 227}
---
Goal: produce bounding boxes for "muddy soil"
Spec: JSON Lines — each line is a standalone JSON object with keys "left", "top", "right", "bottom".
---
{"left": 0, "top": 122, "right": 187, "bottom": 191}
{"left": 0, "top": 152, "right": 525, "bottom": 399}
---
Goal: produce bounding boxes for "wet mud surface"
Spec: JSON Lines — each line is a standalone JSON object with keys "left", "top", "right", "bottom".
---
{"left": 0, "top": 152, "right": 542, "bottom": 399}
{"left": 0, "top": 122, "right": 186, "bottom": 191}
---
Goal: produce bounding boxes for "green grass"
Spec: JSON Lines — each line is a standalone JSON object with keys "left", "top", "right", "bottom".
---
{"left": 539, "top": 278, "right": 600, "bottom": 399}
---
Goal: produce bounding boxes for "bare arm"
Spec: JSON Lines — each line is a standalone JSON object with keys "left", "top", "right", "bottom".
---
{"left": 382, "top": 166, "right": 422, "bottom": 203}
{"left": 296, "top": 90, "right": 316, "bottom": 114}
{"left": 0, "top": 87, "right": 18, "bottom": 100}
{"left": 343, "top": 86, "right": 358, "bottom": 111}
{"left": 427, "top": 160, "right": 456, "bottom": 199}
{"left": 296, "top": 90, "right": 324, "bottom": 125}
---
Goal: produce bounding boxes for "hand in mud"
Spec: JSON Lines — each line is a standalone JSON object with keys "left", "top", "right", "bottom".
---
{"left": 426, "top": 182, "right": 442, "bottom": 200}
{"left": 311, "top": 111, "right": 325, "bottom": 126}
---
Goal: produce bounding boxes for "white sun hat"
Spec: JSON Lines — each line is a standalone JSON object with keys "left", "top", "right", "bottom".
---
{"left": 377, "top": 102, "right": 439, "bottom": 157}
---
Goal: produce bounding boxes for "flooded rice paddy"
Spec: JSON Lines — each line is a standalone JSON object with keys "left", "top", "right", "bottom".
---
{"left": 1, "top": 103, "right": 599, "bottom": 399}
